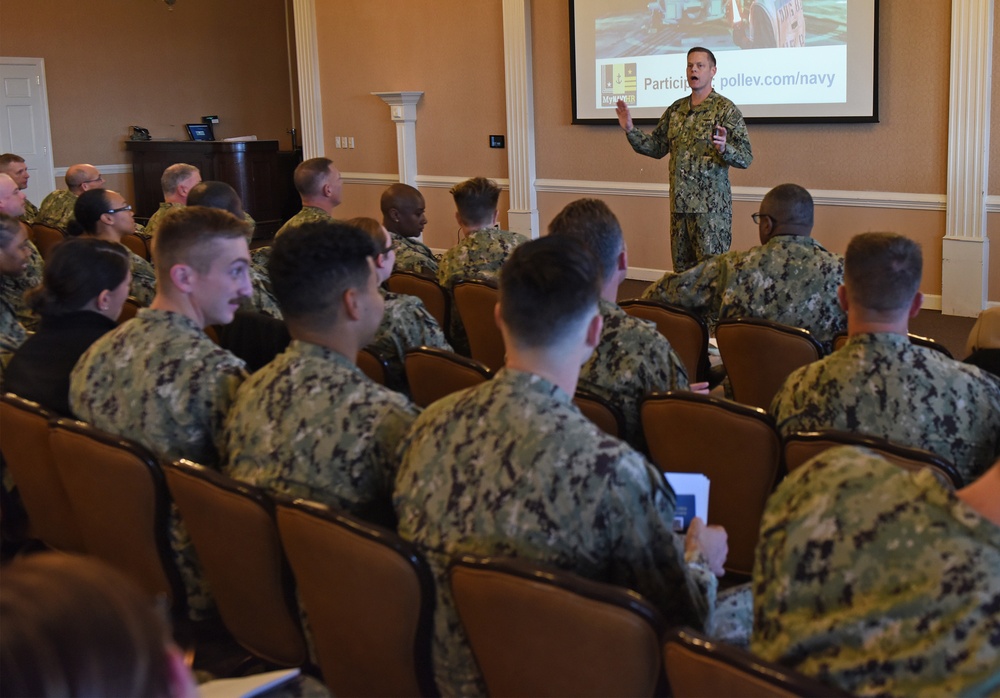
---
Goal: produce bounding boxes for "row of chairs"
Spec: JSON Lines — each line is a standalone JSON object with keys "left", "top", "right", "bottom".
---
{"left": 0, "top": 391, "right": 845, "bottom": 696}
{"left": 28, "top": 221, "right": 151, "bottom": 261}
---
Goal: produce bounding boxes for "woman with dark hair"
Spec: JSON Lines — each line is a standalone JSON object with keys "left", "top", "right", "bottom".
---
{"left": 69, "top": 188, "right": 156, "bottom": 305}
{"left": 0, "top": 553, "right": 197, "bottom": 698}
{"left": 3, "top": 237, "right": 130, "bottom": 415}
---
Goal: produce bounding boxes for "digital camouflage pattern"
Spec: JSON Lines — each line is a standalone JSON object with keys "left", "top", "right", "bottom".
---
{"left": 770, "top": 333, "right": 1000, "bottom": 484}
{"left": 627, "top": 91, "right": 752, "bottom": 271}
{"left": 225, "top": 340, "right": 418, "bottom": 518}
{"left": 21, "top": 198, "right": 38, "bottom": 225}
{"left": 246, "top": 265, "right": 282, "bottom": 319}
{"left": 274, "top": 205, "right": 332, "bottom": 238}
{"left": 394, "top": 368, "right": 716, "bottom": 696}
{"left": 250, "top": 246, "right": 271, "bottom": 280}
{"left": 437, "top": 227, "right": 526, "bottom": 355}
{"left": 0, "top": 239, "right": 43, "bottom": 331}
{"left": 0, "top": 295, "right": 27, "bottom": 371}
{"left": 579, "top": 299, "right": 689, "bottom": 452}
{"left": 128, "top": 250, "right": 156, "bottom": 306}
{"left": 391, "top": 232, "right": 439, "bottom": 277}
{"left": 36, "top": 190, "right": 77, "bottom": 231}
{"left": 147, "top": 202, "right": 256, "bottom": 243}
{"left": 372, "top": 290, "right": 452, "bottom": 394}
{"left": 641, "top": 235, "right": 846, "bottom": 350}
{"left": 69, "top": 309, "right": 247, "bottom": 620}
{"left": 752, "top": 445, "right": 1000, "bottom": 697}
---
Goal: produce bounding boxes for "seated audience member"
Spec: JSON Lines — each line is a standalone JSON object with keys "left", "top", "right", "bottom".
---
{"left": 0, "top": 553, "right": 197, "bottom": 698}
{"left": 642, "top": 183, "right": 846, "bottom": 350}
{"left": 143, "top": 163, "right": 202, "bottom": 239}
{"left": 70, "top": 189, "right": 156, "bottom": 305}
{"left": 965, "top": 306, "right": 1000, "bottom": 378}
{"left": 549, "top": 198, "right": 695, "bottom": 451}
{"left": 752, "top": 445, "right": 1000, "bottom": 696}
{"left": 437, "top": 177, "right": 527, "bottom": 354}
{"left": 0, "top": 213, "right": 32, "bottom": 369}
{"left": 770, "top": 232, "right": 1000, "bottom": 484}
{"left": 5, "top": 238, "right": 130, "bottom": 415}
{"left": 0, "top": 153, "right": 38, "bottom": 223}
{"left": 380, "top": 183, "right": 438, "bottom": 276}
{"left": 187, "top": 180, "right": 280, "bottom": 319}
{"left": 274, "top": 157, "right": 342, "bottom": 238}
{"left": 36, "top": 163, "right": 105, "bottom": 231}
{"left": 395, "top": 236, "right": 738, "bottom": 696}
{"left": 349, "top": 216, "right": 452, "bottom": 394}
{"left": 225, "top": 220, "right": 419, "bottom": 526}
{"left": 70, "top": 207, "right": 252, "bottom": 618}
{"left": 0, "top": 173, "right": 42, "bottom": 331}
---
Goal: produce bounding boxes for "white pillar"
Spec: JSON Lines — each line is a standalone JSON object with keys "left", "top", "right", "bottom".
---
{"left": 942, "top": 0, "right": 993, "bottom": 316}
{"left": 502, "top": 0, "right": 539, "bottom": 238}
{"left": 371, "top": 92, "right": 424, "bottom": 186}
{"left": 292, "top": 0, "right": 324, "bottom": 159}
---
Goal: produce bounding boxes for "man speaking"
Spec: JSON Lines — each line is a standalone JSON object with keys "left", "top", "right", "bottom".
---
{"left": 617, "top": 47, "right": 752, "bottom": 272}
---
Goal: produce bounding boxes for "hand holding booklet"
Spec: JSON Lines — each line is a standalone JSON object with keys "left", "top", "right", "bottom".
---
{"left": 663, "top": 472, "right": 710, "bottom": 532}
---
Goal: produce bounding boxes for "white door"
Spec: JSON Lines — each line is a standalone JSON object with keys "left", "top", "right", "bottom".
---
{"left": 0, "top": 57, "right": 56, "bottom": 202}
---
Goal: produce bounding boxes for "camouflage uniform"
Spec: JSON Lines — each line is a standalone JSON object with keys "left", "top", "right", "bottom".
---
{"left": 0, "top": 240, "right": 43, "bottom": 331}
{"left": 225, "top": 340, "right": 418, "bottom": 520}
{"left": 641, "top": 235, "right": 846, "bottom": 350}
{"left": 0, "top": 295, "right": 27, "bottom": 371}
{"left": 394, "top": 368, "right": 719, "bottom": 696}
{"left": 437, "top": 227, "right": 527, "bottom": 355}
{"left": 391, "top": 232, "right": 439, "bottom": 277}
{"left": 21, "top": 198, "right": 38, "bottom": 225}
{"left": 70, "top": 308, "right": 247, "bottom": 618}
{"left": 626, "top": 91, "right": 752, "bottom": 272}
{"left": 770, "top": 333, "right": 1000, "bottom": 484}
{"left": 752, "top": 445, "right": 1000, "bottom": 696}
{"left": 36, "top": 189, "right": 77, "bottom": 231}
{"left": 372, "top": 289, "right": 452, "bottom": 394}
{"left": 274, "top": 205, "right": 332, "bottom": 238}
{"left": 579, "top": 299, "right": 689, "bottom": 452}
{"left": 128, "top": 251, "right": 156, "bottom": 306}
{"left": 246, "top": 266, "right": 282, "bottom": 319}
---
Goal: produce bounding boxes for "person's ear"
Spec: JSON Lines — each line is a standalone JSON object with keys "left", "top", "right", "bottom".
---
{"left": 585, "top": 312, "right": 603, "bottom": 349}
{"left": 836, "top": 284, "right": 849, "bottom": 312}
{"left": 95, "top": 288, "right": 112, "bottom": 312}
{"left": 169, "top": 264, "right": 196, "bottom": 293}
{"left": 909, "top": 291, "right": 923, "bottom": 318}
{"left": 343, "top": 286, "right": 361, "bottom": 321}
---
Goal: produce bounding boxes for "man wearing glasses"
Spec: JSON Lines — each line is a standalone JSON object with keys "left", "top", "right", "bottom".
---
{"left": 641, "top": 183, "right": 845, "bottom": 351}
{"left": 36, "top": 163, "right": 105, "bottom": 231}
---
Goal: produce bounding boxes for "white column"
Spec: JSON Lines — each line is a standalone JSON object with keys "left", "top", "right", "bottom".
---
{"left": 942, "top": 0, "right": 993, "bottom": 316}
{"left": 502, "top": 0, "right": 539, "bottom": 238}
{"left": 292, "top": 0, "right": 324, "bottom": 159}
{"left": 371, "top": 92, "right": 423, "bottom": 186}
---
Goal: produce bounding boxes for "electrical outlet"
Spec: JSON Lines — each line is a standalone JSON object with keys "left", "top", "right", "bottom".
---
{"left": 348, "top": 136, "right": 355, "bottom": 149}
{"left": 335, "top": 136, "right": 342, "bottom": 148}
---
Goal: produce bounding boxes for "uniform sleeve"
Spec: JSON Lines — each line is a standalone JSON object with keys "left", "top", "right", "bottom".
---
{"left": 129, "top": 255, "right": 157, "bottom": 306}
{"left": 720, "top": 104, "right": 752, "bottom": 170}
{"left": 208, "top": 358, "right": 249, "bottom": 468}
{"left": 641, "top": 255, "right": 727, "bottom": 320}
{"left": 625, "top": 107, "right": 672, "bottom": 159}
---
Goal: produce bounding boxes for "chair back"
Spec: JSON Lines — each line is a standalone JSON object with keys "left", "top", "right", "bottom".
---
{"left": 405, "top": 347, "right": 492, "bottom": 408}
{"left": 387, "top": 271, "right": 449, "bottom": 330}
{"left": 357, "top": 346, "right": 390, "bottom": 386}
{"left": 30, "top": 223, "right": 66, "bottom": 260}
{"left": 715, "top": 318, "right": 822, "bottom": 410}
{"left": 122, "top": 232, "right": 151, "bottom": 261}
{"left": 663, "top": 627, "right": 846, "bottom": 697}
{"left": 832, "top": 332, "right": 953, "bottom": 359}
{"left": 573, "top": 389, "right": 625, "bottom": 439}
{"left": 0, "top": 394, "right": 85, "bottom": 552}
{"left": 641, "top": 392, "right": 780, "bottom": 576}
{"left": 452, "top": 279, "right": 505, "bottom": 370}
{"left": 783, "top": 430, "right": 963, "bottom": 489}
{"left": 275, "top": 497, "right": 437, "bottom": 697}
{"left": 450, "top": 556, "right": 664, "bottom": 697}
{"left": 116, "top": 296, "right": 143, "bottom": 324}
{"left": 163, "top": 460, "right": 307, "bottom": 667}
{"left": 620, "top": 299, "right": 711, "bottom": 382}
{"left": 48, "top": 418, "right": 186, "bottom": 614}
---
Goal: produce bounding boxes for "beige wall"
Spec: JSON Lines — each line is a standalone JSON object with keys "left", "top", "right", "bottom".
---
{"left": 1, "top": 0, "right": 296, "bottom": 203}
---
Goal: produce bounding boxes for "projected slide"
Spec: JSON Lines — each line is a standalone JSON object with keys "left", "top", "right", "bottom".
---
{"left": 571, "top": 0, "right": 877, "bottom": 123}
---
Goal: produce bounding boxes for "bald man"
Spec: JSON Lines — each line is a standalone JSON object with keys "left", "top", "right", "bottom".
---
{"left": 380, "top": 183, "right": 438, "bottom": 276}
{"left": 36, "top": 164, "right": 105, "bottom": 231}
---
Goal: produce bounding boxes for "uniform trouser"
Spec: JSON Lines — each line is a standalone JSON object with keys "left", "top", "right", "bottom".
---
{"left": 670, "top": 211, "right": 732, "bottom": 273}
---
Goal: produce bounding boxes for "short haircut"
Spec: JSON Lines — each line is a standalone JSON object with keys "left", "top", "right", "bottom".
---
{"left": 688, "top": 46, "right": 717, "bottom": 67}
{"left": 379, "top": 183, "right": 422, "bottom": 216}
{"left": 26, "top": 238, "right": 129, "bottom": 317}
{"left": 499, "top": 236, "right": 601, "bottom": 348}
{"left": 346, "top": 216, "right": 388, "bottom": 251}
{"left": 160, "top": 163, "right": 199, "bottom": 196}
{"left": 269, "top": 219, "right": 378, "bottom": 322}
{"left": 152, "top": 205, "right": 249, "bottom": 275}
{"left": 547, "top": 198, "right": 622, "bottom": 281}
{"left": 844, "top": 232, "right": 923, "bottom": 312}
{"left": 64, "top": 165, "right": 93, "bottom": 190}
{"left": 0, "top": 553, "right": 176, "bottom": 698}
{"left": 70, "top": 188, "right": 113, "bottom": 236}
{"left": 0, "top": 213, "right": 21, "bottom": 248}
{"left": 293, "top": 157, "right": 333, "bottom": 197}
{"left": 187, "top": 180, "right": 242, "bottom": 218}
{"left": 0, "top": 153, "right": 25, "bottom": 169}
{"left": 450, "top": 177, "right": 501, "bottom": 226}
{"left": 762, "top": 183, "right": 814, "bottom": 226}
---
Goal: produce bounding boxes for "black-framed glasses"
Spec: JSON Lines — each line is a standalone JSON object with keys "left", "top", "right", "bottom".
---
{"left": 82, "top": 175, "right": 106, "bottom": 185}
{"left": 105, "top": 204, "right": 133, "bottom": 214}
{"left": 751, "top": 212, "right": 775, "bottom": 225}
